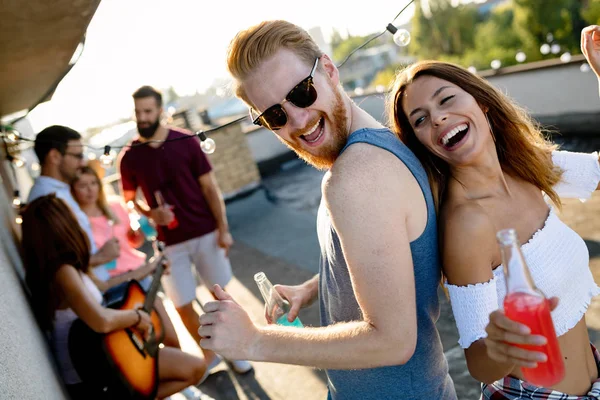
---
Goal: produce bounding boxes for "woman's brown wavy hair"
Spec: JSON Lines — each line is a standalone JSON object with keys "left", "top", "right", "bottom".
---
{"left": 21, "top": 194, "right": 91, "bottom": 331}
{"left": 388, "top": 60, "right": 563, "bottom": 211}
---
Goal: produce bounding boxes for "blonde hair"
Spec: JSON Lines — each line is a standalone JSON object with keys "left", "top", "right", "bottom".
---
{"left": 226, "top": 20, "right": 322, "bottom": 107}
{"left": 72, "top": 166, "right": 120, "bottom": 224}
{"left": 388, "top": 60, "right": 563, "bottom": 210}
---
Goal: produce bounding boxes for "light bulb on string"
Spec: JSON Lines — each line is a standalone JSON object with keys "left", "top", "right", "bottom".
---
{"left": 467, "top": 66, "right": 477, "bottom": 74}
{"left": 15, "top": 215, "right": 23, "bottom": 225}
{"left": 201, "top": 138, "right": 216, "bottom": 154}
{"left": 581, "top": 63, "right": 591, "bottom": 73}
{"left": 385, "top": 24, "right": 411, "bottom": 47}
{"left": 491, "top": 59, "right": 502, "bottom": 70}
{"left": 99, "top": 145, "right": 114, "bottom": 168}
{"left": 560, "top": 52, "right": 571, "bottom": 63}
{"left": 551, "top": 44, "right": 561, "bottom": 55}
{"left": 515, "top": 51, "right": 526, "bottom": 63}
{"left": 7, "top": 132, "right": 18, "bottom": 143}
{"left": 12, "top": 156, "right": 26, "bottom": 168}
{"left": 12, "top": 191, "right": 21, "bottom": 208}
{"left": 197, "top": 131, "right": 216, "bottom": 154}
{"left": 540, "top": 44, "right": 551, "bottom": 55}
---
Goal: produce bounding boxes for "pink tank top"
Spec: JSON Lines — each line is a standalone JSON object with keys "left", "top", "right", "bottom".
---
{"left": 88, "top": 198, "right": 147, "bottom": 278}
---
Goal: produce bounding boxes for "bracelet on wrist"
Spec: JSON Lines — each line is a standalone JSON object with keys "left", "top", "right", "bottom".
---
{"left": 133, "top": 309, "right": 142, "bottom": 327}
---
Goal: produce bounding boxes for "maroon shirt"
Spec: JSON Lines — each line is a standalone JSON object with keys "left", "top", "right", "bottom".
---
{"left": 119, "top": 128, "right": 217, "bottom": 246}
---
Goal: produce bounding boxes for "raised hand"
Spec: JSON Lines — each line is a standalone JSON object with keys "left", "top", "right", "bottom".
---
{"left": 581, "top": 25, "right": 600, "bottom": 78}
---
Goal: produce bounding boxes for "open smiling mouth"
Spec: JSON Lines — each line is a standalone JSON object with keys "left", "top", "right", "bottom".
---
{"left": 299, "top": 118, "right": 324, "bottom": 144}
{"left": 440, "top": 123, "right": 469, "bottom": 150}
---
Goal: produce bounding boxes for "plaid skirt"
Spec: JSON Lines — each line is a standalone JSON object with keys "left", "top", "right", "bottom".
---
{"left": 481, "top": 344, "right": 600, "bottom": 399}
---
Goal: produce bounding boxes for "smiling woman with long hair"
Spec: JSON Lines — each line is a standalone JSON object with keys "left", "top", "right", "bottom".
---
{"left": 388, "top": 49, "right": 600, "bottom": 398}
{"left": 21, "top": 194, "right": 210, "bottom": 399}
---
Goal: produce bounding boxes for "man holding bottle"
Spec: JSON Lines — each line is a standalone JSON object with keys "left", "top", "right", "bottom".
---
{"left": 118, "top": 85, "right": 252, "bottom": 375}
{"left": 197, "top": 20, "right": 457, "bottom": 400}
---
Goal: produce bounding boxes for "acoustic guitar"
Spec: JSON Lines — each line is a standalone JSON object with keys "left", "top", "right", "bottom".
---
{"left": 69, "top": 242, "right": 168, "bottom": 399}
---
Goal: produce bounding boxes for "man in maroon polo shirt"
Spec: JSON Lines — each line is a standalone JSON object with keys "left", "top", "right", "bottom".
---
{"left": 118, "top": 85, "right": 252, "bottom": 375}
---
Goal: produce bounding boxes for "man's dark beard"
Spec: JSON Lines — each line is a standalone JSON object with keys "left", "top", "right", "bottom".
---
{"left": 137, "top": 119, "right": 160, "bottom": 139}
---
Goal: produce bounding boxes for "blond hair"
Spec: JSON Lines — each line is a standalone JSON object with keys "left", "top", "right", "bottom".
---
{"left": 388, "top": 60, "right": 563, "bottom": 210}
{"left": 226, "top": 20, "right": 322, "bottom": 107}
{"left": 72, "top": 166, "right": 120, "bottom": 224}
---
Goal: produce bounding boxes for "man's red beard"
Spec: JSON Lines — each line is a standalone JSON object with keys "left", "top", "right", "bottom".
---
{"left": 280, "top": 87, "right": 348, "bottom": 171}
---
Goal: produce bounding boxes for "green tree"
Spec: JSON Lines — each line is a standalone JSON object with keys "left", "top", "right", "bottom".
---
{"left": 582, "top": 0, "right": 600, "bottom": 25}
{"left": 371, "top": 65, "right": 402, "bottom": 89}
{"left": 164, "top": 86, "right": 180, "bottom": 104}
{"left": 330, "top": 29, "right": 344, "bottom": 50}
{"left": 513, "top": 0, "right": 584, "bottom": 55}
{"left": 409, "top": 0, "right": 479, "bottom": 59}
{"left": 462, "top": 3, "right": 527, "bottom": 70}
{"left": 331, "top": 34, "right": 384, "bottom": 63}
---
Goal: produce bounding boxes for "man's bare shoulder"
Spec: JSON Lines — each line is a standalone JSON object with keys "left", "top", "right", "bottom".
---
{"left": 324, "top": 143, "right": 416, "bottom": 201}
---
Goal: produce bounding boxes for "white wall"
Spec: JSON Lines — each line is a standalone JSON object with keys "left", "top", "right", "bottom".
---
{"left": 246, "top": 127, "right": 291, "bottom": 163}
{"left": 0, "top": 169, "right": 68, "bottom": 399}
{"left": 487, "top": 63, "right": 600, "bottom": 116}
{"left": 352, "top": 61, "right": 600, "bottom": 125}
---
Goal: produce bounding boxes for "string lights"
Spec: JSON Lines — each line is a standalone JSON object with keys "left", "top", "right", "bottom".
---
{"left": 0, "top": 114, "right": 237, "bottom": 170}
{"left": 99, "top": 145, "right": 114, "bottom": 167}
{"left": 12, "top": 190, "right": 21, "bottom": 208}
{"left": 337, "top": 0, "right": 414, "bottom": 69}
{"left": 385, "top": 24, "right": 411, "bottom": 47}
{"left": 0, "top": 4, "right": 420, "bottom": 223}
{"left": 1, "top": 0, "right": 417, "bottom": 164}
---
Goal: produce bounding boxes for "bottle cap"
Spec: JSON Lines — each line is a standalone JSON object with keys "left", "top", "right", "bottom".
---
{"left": 497, "top": 228, "right": 518, "bottom": 245}
{"left": 254, "top": 272, "right": 267, "bottom": 283}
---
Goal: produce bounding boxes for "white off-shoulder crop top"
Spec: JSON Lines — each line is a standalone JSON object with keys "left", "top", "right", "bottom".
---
{"left": 446, "top": 150, "right": 600, "bottom": 349}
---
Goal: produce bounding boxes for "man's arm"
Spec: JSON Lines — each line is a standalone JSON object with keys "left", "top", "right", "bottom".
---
{"left": 200, "top": 146, "right": 419, "bottom": 369}
{"left": 199, "top": 171, "right": 229, "bottom": 231}
{"left": 122, "top": 189, "right": 150, "bottom": 217}
{"left": 199, "top": 171, "right": 233, "bottom": 255}
{"left": 117, "top": 152, "right": 150, "bottom": 217}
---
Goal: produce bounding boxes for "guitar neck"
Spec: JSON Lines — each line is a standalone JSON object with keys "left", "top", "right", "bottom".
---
{"left": 142, "top": 256, "right": 165, "bottom": 313}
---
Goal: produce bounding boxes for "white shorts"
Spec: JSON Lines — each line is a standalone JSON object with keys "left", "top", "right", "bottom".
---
{"left": 161, "top": 230, "right": 232, "bottom": 308}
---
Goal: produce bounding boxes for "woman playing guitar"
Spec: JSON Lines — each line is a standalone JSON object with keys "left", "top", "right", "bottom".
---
{"left": 21, "top": 194, "right": 212, "bottom": 399}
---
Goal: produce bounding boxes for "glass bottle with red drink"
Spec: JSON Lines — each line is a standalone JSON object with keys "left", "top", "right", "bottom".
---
{"left": 497, "top": 228, "right": 565, "bottom": 387}
{"left": 154, "top": 190, "right": 179, "bottom": 230}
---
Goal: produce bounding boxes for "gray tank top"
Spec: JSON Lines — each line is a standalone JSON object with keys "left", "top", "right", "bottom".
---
{"left": 317, "top": 128, "right": 456, "bottom": 399}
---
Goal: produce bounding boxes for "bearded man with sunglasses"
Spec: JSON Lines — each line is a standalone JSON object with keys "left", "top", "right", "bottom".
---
{"left": 198, "top": 20, "right": 456, "bottom": 400}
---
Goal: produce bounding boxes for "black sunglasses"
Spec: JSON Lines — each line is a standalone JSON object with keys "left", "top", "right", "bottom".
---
{"left": 251, "top": 58, "right": 320, "bottom": 131}
{"left": 64, "top": 152, "right": 85, "bottom": 160}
